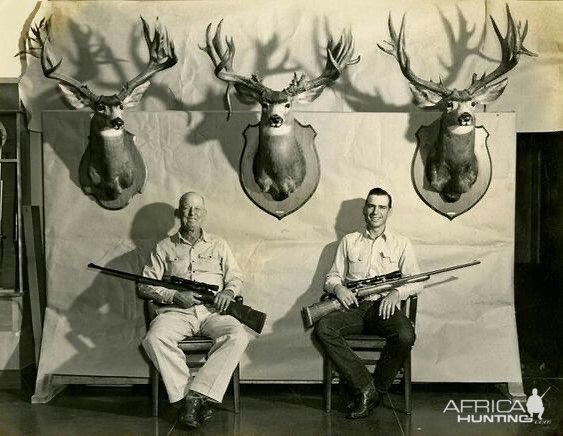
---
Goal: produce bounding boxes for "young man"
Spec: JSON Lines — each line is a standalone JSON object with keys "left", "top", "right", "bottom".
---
{"left": 139, "top": 192, "right": 249, "bottom": 429}
{"left": 314, "top": 187, "right": 421, "bottom": 419}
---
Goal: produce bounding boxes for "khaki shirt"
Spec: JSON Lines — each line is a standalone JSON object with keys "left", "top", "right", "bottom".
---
{"left": 325, "top": 229, "right": 421, "bottom": 300}
{"left": 140, "top": 230, "right": 243, "bottom": 305}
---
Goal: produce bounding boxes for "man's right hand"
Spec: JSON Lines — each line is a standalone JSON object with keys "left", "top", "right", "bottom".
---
{"left": 172, "top": 291, "right": 202, "bottom": 308}
{"left": 334, "top": 285, "right": 358, "bottom": 310}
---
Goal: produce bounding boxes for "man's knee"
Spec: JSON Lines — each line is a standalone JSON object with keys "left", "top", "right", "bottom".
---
{"left": 142, "top": 328, "right": 168, "bottom": 353}
{"left": 314, "top": 318, "right": 338, "bottom": 342}
{"left": 395, "top": 323, "right": 416, "bottom": 348}
{"left": 226, "top": 323, "right": 250, "bottom": 349}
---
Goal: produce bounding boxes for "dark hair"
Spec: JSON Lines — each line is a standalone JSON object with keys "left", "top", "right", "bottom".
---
{"left": 366, "top": 187, "right": 392, "bottom": 208}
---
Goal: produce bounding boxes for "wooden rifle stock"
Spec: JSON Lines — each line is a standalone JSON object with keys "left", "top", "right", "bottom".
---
{"left": 88, "top": 263, "right": 267, "bottom": 334}
{"left": 301, "top": 260, "right": 480, "bottom": 329}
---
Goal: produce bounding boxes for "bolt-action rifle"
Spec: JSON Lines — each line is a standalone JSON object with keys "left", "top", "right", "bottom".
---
{"left": 301, "top": 260, "right": 480, "bottom": 328}
{"left": 88, "top": 263, "right": 267, "bottom": 334}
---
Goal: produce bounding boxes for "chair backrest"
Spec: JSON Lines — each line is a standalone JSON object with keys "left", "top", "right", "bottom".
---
{"left": 401, "top": 296, "right": 418, "bottom": 329}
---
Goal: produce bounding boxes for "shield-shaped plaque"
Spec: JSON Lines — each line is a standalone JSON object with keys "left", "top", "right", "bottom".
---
{"left": 412, "top": 121, "right": 492, "bottom": 220}
{"left": 240, "top": 120, "right": 319, "bottom": 220}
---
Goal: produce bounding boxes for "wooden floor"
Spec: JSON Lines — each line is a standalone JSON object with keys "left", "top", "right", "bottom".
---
{"left": 0, "top": 376, "right": 561, "bottom": 435}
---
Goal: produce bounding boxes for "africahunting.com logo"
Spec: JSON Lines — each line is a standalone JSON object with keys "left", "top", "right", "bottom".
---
{"left": 443, "top": 387, "right": 552, "bottom": 425}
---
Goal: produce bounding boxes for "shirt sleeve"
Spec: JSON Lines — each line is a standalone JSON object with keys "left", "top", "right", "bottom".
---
{"left": 137, "top": 244, "right": 177, "bottom": 304}
{"left": 219, "top": 240, "right": 244, "bottom": 297}
{"left": 324, "top": 237, "right": 348, "bottom": 294}
{"left": 396, "top": 238, "right": 422, "bottom": 300}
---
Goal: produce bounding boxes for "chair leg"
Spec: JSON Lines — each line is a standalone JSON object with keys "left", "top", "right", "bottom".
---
{"left": 403, "top": 355, "right": 412, "bottom": 415}
{"left": 232, "top": 364, "right": 240, "bottom": 414}
{"left": 151, "top": 366, "right": 159, "bottom": 417}
{"left": 323, "top": 358, "right": 332, "bottom": 413}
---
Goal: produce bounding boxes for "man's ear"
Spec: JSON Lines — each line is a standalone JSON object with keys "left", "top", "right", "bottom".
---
{"left": 409, "top": 84, "right": 443, "bottom": 107}
{"left": 471, "top": 78, "right": 508, "bottom": 105}
{"left": 58, "top": 83, "right": 91, "bottom": 109}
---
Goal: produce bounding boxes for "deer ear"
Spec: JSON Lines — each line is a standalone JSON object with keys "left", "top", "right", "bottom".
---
{"left": 293, "top": 87, "right": 325, "bottom": 104}
{"left": 122, "top": 81, "right": 151, "bottom": 108}
{"left": 57, "top": 83, "right": 90, "bottom": 109}
{"left": 471, "top": 78, "right": 508, "bottom": 104}
{"left": 409, "top": 84, "right": 443, "bottom": 107}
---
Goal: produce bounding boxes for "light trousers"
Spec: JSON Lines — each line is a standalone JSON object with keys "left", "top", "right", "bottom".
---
{"left": 142, "top": 305, "right": 249, "bottom": 403}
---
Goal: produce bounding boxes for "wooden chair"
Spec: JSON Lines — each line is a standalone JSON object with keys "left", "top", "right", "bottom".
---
{"left": 323, "top": 296, "right": 418, "bottom": 414}
{"left": 146, "top": 300, "right": 241, "bottom": 417}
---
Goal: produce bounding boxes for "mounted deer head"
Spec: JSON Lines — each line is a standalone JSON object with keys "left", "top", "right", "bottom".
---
{"left": 201, "top": 20, "right": 359, "bottom": 202}
{"left": 379, "top": 5, "right": 536, "bottom": 202}
{"left": 25, "top": 17, "right": 177, "bottom": 209}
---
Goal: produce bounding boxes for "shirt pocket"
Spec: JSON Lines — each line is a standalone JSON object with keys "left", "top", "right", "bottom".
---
{"left": 193, "top": 253, "right": 221, "bottom": 274}
{"left": 348, "top": 251, "right": 367, "bottom": 276}
{"left": 380, "top": 254, "right": 400, "bottom": 274}
{"left": 165, "top": 256, "right": 188, "bottom": 276}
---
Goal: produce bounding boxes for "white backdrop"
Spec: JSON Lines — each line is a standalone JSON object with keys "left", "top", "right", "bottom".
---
{"left": 32, "top": 110, "right": 520, "bottom": 402}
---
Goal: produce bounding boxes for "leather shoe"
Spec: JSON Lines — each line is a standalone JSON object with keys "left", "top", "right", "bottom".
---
{"left": 199, "top": 398, "right": 214, "bottom": 422}
{"left": 347, "top": 383, "right": 381, "bottom": 419}
{"left": 179, "top": 394, "right": 205, "bottom": 429}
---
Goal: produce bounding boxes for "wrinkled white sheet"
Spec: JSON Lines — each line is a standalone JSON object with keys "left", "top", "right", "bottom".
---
{"left": 33, "top": 110, "right": 520, "bottom": 402}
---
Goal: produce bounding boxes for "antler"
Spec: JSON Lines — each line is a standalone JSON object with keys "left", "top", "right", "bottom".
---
{"left": 466, "top": 5, "right": 537, "bottom": 94}
{"left": 23, "top": 17, "right": 99, "bottom": 101}
{"left": 378, "top": 14, "right": 451, "bottom": 96}
{"left": 284, "top": 31, "right": 360, "bottom": 97}
{"left": 200, "top": 20, "right": 271, "bottom": 118}
{"left": 117, "top": 17, "right": 177, "bottom": 101}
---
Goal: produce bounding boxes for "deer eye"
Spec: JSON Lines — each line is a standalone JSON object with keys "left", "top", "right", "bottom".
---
{"left": 119, "top": 103, "right": 124, "bottom": 110}
{"left": 285, "top": 103, "right": 290, "bottom": 109}
{"left": 471, "top": 101, "right": 477, "bottom": 107}
{"left": 96, "top": 103, "right": 105, "bottom": 111}
{"left": 446, "top": 101, "right": 454, "bottom": 109}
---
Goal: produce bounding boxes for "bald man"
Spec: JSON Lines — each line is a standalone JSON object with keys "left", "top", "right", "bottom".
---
{"left": 139, "top": 192, "right": 248, "bottom": 429}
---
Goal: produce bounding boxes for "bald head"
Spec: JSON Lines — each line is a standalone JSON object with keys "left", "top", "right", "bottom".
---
{"left": 179, "top": 192, "right": 205, "bottom": 209}
{"left": 176, "top": 192, "right": 207, "bottom": 233}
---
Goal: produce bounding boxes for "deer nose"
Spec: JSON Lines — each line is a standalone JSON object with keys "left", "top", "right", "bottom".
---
{"left": 111, "top": 118, "right": 124, "bottom": 129}
{"left": 458, "top": 113, "right": 472, "bottom": 125}
{"left": 269, "top": 114, "right": 283, "bottom": 127}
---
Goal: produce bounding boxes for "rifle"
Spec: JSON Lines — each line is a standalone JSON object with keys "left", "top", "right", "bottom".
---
{"left": 88, "top": 263, "right": 267, "bottom": 334}
{"left": 301, "top": 260, "right": 480, "bottom": 328}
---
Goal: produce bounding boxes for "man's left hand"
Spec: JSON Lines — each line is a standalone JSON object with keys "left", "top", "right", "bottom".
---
{"left": 214, "top": 289, "right": 235, "bottom": 312}
{"left": 379, "top": 289, "right": 400, "bottom": 320}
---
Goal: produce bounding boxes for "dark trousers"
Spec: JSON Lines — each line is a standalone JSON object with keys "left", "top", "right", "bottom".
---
{"left": 314, "top": 300, "right": 415, "bottom": 394}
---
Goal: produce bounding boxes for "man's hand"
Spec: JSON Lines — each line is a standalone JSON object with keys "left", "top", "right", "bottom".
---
{"left": 172, "top": 291, "right": 202, "bottom": 309}
{"left": 379, "top": 289, "right": 400, "bottom": 320}
{"left": 334, "top": 284, "right": 358, "bottom": 310}
{"left": 214, "top": 289, "right": 235, "bottom": 313}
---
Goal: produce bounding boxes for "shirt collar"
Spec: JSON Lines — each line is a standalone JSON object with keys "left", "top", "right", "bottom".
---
{"left": 363, "top": 228, "right": 388, "bottom": 241}
{"left": 177, "top": 228, "right": 208, "bottom": 244}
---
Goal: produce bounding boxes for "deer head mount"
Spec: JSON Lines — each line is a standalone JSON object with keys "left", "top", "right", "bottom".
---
{"left": 379, "top": 5, "right": 536, "bottom": 203}
{"left": 25, "top": 17, "right": 177, "bottom": 209}
{"left": 201, "top": 20, "right": 359, "bottom": 204}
